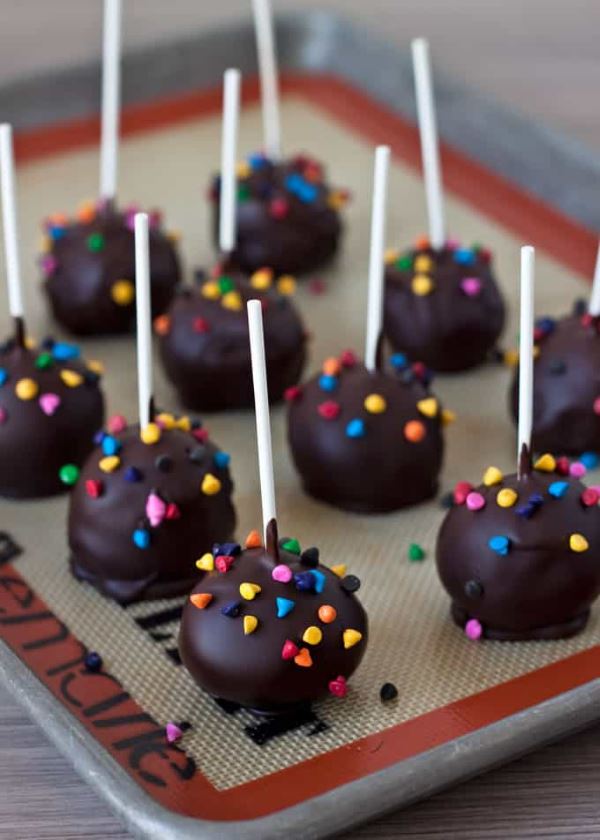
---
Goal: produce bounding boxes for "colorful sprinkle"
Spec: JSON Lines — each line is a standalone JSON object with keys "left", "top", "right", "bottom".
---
{"left": 331, "top": 564, "right": 346, "bottom": 578}
{"left": 328, "top": 676, "right": 347, "bottom": 698}
{"left": 408, "top": 543, "right": 425, "bottom": 561}
{"left": 411, "top": 275, "right": 434, "bottom": 296}
{"left": 107, "top": 414, "right": 127, "bottom": 433}
{"left": 133, "top": 528, "right": 151, "bottom": 549}
{"left": 222, "top": 290, "right": 243, "bottom": 311}
{"left": 309, "top": 569, "right": 326, "bottom": 593}
{"left": 221, "top": 601, "right": 241, "bottom": 618}
{"left": 593, "top": 397, "right": 600, "bottom": 416}
{"left": 301, "top": 547, "right": 319, "bottom": 567}
{"left": 346, "top": 418, "right": 365, "bottom": 438}
{"left": 441, "top": 408, "right": 456, "bottom": 425}
{"left": 59, "top": 464, "right": 79, "bottom": 485}
{"left": 245, "top": 530, "right": 262, "bottom": 549}
{"left": 60, "top": 369, "right": 84, "bottom": 388}
{"left": 281, "top": 537, "right": 301, "bottom": 555}
{"left": 84, "top": 651, "right": 103, "bottom": 672}
{"left": 99, "top": 455, "right": 120, "bottom": 473}
{"left": 534, "top": 453, "right": 556, "bottom": 472}
{"left": 294, "top": 571, "right": 314, "bottom": 592}
{"left": 340, "top": 574, "right": 361, "bottom": 593}
{"left": 277, "top": 275, "right": 297, "bottom": 296}
{"left": 146, "top": 492, "right": 166, "bottom": 527}
{"left": 284, "top": 385, "right": 302, "bottom": 402}
{"left": 318, "top": 605, "right": 337, "bottom": 623}
{"left": 294, "top": 648, "right": 313, "bottom": 667}
{"left": 570, "top": 533, "right": 589, "bottom": 553}
{"left": 39, "top": 392, "right": 61, "bottom": 416}
{"left": 380, "top": 682, "right": 398, "bottom": 702}
{"left": 404, "top": 420, "right": 426, "bottom": 442}
{"left": 454, "top": 481, "right": 474, "bottom": 505}
{"left": 548, "top": 481, "right": 569, "bottom": 499}
{"left": 488, "top": 535, "right": 510, "bottom": 555}
{"left": 339, "top": 349, "right": 357, "bottom": 367}
{"left": 165, "top": 723, "right": 183, "bottom": 744}
{"left": 239, "top": 582, "right": 261, "bottom": 600}
{"left": 34, "top": 353, "right": 53, "bottom": 370}
{"left": 215, "top": 555, "right": 234, "bottom": 574}
{"left": 390, "top": 352, "right": 409, "bottom": 371}
{"left": 416, "top": 397, "right": 438, "bottom": 418}
{"left": 497, "top": 487, "right": 518, "bottom": 508}
{"left": 343, "top": 629, "right": 363, "bottom": 649}
{"left": 276, "top": 597, "right": 295, "bottom": 618}
{"left": 319, "top": 374, "right": 338, "bottom": 392}
{"left": 303, "top": 626, "right": 323, "bottom": 645}
{"left": 52, "top": 342, "right": 80, "bottom": 361}
{"left": 581, "top": 488, "right": 599, "bottom": 507}
{"left": 15, "top": 378, "right": 38, "bottom": 400}
{"left": 243, "top": 615, "right": 259, "bottom": 635}
{"left": 482, "top": 466, "right": 503, "bottom": 487}
{"left": 460, "top": 277, "right": 482, "bottom": 297}
{"left": 201, "top": 281, "right": 220, "bottom": 300}
{"left": 322, "top": 357, "right": 341, "bottom": 377}
{"left": 414, "top": 254, "right": 433, "bottom": 272}
{"left": 516, "top": 493, "right": 544, "bottom": 519}
{"left": 250, "top": 268, "right": 273, "bottom": 290}
{"left": 466, "top": 491, "right": 486, "bottom": 511}
{"left": 272, "top": 564, "right": 293, "bottom": 583}
{"left": 85, "top": 479, "right": 103, "bottom": 498}
{"left": 101, "top": 435, "right": 121, "bottom": 456}
{"left": 453, "top": 248, "right": 476, "bottom": 265}
{"left": 213, "top": 451, "right": 230, "bottom": 469}
{"left": 139, "top": 423, "right": 161, "bottom": 444}
{"left": 465, "top": 619, "right": 483, "bottom": 640}
{"left": 281, "top": 640, "right": 299, "bottom": 660}
{"left": 318, "top": 400, "right": 340, "bottom": 420}
{"left": 580, "top": 452, "right": 600, "bottom": 470}
{"left": 364, "top": 394, "right": 386, "bottom": 414}
{"left": 124, "top": 466, "right": 142, "bottom": 482}
{"left": 570, "top": 461, "right": 587, "bottom": 478}
{"left": 190, "top": 593, "right": 213, "bottom": 609}
{"left": 87, "top": 232, "right": 105, "bottom": 252}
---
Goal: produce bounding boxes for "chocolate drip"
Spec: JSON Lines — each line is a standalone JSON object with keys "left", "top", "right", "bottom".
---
{"left": 518, "top": 443, "right": 532, "bottom": 479}
{"left": 13, "top": 316, "right": 25, "bottom": 348}
{"left": 265, "top": 518, "right": 279, "bottom": 563}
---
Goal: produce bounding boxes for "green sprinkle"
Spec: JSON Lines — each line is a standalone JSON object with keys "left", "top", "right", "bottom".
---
{"left": 59, "top": 464, "right": 80, "bottom": 486}
{"left": 34, "top": 352, "right": 53, "bottom": 370}
{"left": 87, "top": 232, "right": 105, "bottom": 252}
{"left": 408, "top": 543, "right": 426, "bottom": 562}
{"left": 281, "top": 538, "right": 301, "bottom": 555}
{"left": 396, "top": 255, "right": 413, "bottom": 271}
{"left": 237, "top": 184, "right": 251, "bottom": 202}
{"left": 218, "top": 276, "right": 235, "bottom": 294}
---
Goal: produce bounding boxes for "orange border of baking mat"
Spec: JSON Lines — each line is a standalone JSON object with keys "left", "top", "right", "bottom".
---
{"left": 2, "top": 73, "right": 599, "bottom": 821}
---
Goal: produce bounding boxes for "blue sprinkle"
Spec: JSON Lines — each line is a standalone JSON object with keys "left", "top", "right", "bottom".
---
{"left": 213, "top": 451, "right": 231, "bottom": 469}
{"left": 124, "top": 466, "right": 142, "bottom": 483}
{"left": 516, "top": 493, "right": 544, "bottom": 519}
{"left": 93, "top": 430, "right": 106, "bottom": 446}
{"left": 285, "top": 173, "right": 303, "bottom": 192}
{"left": 133, "top": 529, "right": 150, "bottom": 549}
{"left": 213, "top": 542, "right": 241, "bottom": 557}
{"left": 297, "top": 183, "right": 318, "bottom": 203}
{"left": 49, "top": 225, "right": 66, "bottom": 241}
{"left": 101, "top": 435, "right": 121, "bottom": 456}
{"left": 276, "top": 597, "right": 295, "bottom": 618}
{"left": 84, "top": 651, "right": 103, "bottom": 672}
{"left": 580, "top": 452, "right": 600, "bottom": 469}
{"left": 346, "top": 418, "right": 365, "bottom": 439}
{"left": 52, "top": 342, "right": 80, "bottom": 361}
{"left": 0, "top": 368, "right": 7, "bottom": 387}
{"left": 319, "top": 374, "right": 338, "bottom": 393}
{"left": 535, "top": 316, "right": 556, "bottom": 335}
{"left": 548, "top": 481, "right": 569, "bottom": 499}
{"left": 453, "top": 248, "right": 476, "bottom": 265}
{"left": 293, "top": 572, "right": 314, "bottom": 592}
{"left": 221, "top": 601, "right": 242, "bottom": 618}
{"left": 390, "top": 353, "right": 409, "bottom": 371}
{"left": 488, "top": 535, "right": 510, "bottom": 556}
{"left": 247, "top": 152, "right": 268, "bottom": 171}
{"left": 309, "top": 569, "right": 326, "bottom": 593}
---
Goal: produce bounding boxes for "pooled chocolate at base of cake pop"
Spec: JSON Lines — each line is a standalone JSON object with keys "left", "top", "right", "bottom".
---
{"left": 41, "top": 200, "right": 181, "bottom": 336}
{"left": 157, "top": 266, "right": 307, "bottom": 412}
{"left": 286, "top": 350, "right": 449, "bottom": 513}
{"left": 436, "top": 450, "right": 600, "bottom": 641}
{"left": 68, "top": 414, "right": 236, "bottom": 604}
{"left": 179, "top": 523, "right": 368, "bottom": 715}
{"left": 209, "top": 153, "right": 348, "bottom": 276}
{"left": 509, "top": 310, "right": 600, "bottom": 456}
{"left": 384, "top": 240, "right": 505, "bottom": 372}
{"left": 0, "top": 333, "right": 104, "bottom": 499}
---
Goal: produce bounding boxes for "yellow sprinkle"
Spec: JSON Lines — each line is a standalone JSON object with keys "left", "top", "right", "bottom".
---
{"left": 39, "top": 234, "right": 51, "bottom": 254}
{"left": 534, "top": 453, "right": 556, "bottom": 473}
{"left": 60, "top": 369, "right": 84, "bottom": 388}
{"left": 569, "top": 533, "right": 589, "bottom": 553}
{"left": 411, "top": 275, "right": 434, "bottom": 296}
{"left": 533, "top": 345, "right": 541, "bottom": 359}
{"left": 87, "top": 359, "right": 104, "bottom": 375}
{"left": 155, "top": 412, "right": 176, "bottom": 430}
{"left": 303, "top": 626, "right": 323, "bottom": 645}
{"left": 277, "top": 275, "right": 297, "bottom": 296}
{"left": 441, "top": 408, "right": 456, "bottom": 426}
{"left": 250, "top": 268, "right": 273, "bottom": 290}
{"left": 496, "top": 488, "right": 518, "bottom": 508}
{"left": 201, "top": 281, "right": 221, "bottom": 300}
{"left": 483, "top": 466, "right": 503, "bottom": 487}
{"left": 167, "top": 230, "right": 181, "bottom": 243}
{"left": 503, "top": 349, "right": 519, "bottom": 367}
{"left": 110, "top": 279, "right": 135, "bottom": 306}
{"left": 24, "top": 336, "right": 36, "bottom": 350}
{"left": 140, "top": 423, "right": 161, "bottom": 444}
{"left": 331, "top": 564, "right": 346, "bottom": 578}
{"left": 364, "top": 393, "right": 386, "bottom": 414}
{"left": 343, "top": 629, "right": 363, "bottom": 649}
{"left": 176, "top": 416, "right": 191, "bottom": 432}
{"left": 417, "top": 397, "right": 438, "bottom": 418}
{"left": 414, "top": 255, "right": 434, "bottom": 272}
{"left": 221, "top": 290, "right": 243, "bottom": 311}
{"left": 243, "top": 615, "right": 259, "bottom": 635}
{"left": 236, "top": 160, "right": 251, "bottom": 178}
{"left": 384, "top": 248, "right": 400, "bottom": 265}
{"left": 15, "top": 378, "right": 38, "bottom": 400}
{"left": 327, "top": 190, "right": 347, "bottom": 210}
{"left": 99, "top": 455, "right": 120, "bottom": 473}
{"left": 239, "top": 582, "right": 261, "bottom": 601}
{"left": 201, "top": 473, "right": 221, "bottom": 496}
{"left": 196, "top": 553, "right": 215, "bottom": 572}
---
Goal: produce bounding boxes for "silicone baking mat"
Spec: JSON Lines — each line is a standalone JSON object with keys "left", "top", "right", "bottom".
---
{"left": 1, "top": 74, "right": 599, "bottom": 836}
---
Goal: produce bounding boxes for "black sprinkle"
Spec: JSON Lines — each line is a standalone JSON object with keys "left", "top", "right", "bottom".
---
{"left": 489, "top": 346, "right": 505, "bottom": 364}
{"left": 440, "top": 491, "right": 454, "bottom": 509}
{"left": 465, "top": 580, "right": 484, "bottom": 599}
{"left": 40, "top": 336, "right": 55, "bottom": 350}
{"left": 189, "top": 445, "right": 206, "bottom": 464}
{"left": 380, "top": 683, "right": 398, "bottom": 702}
{"left": 193, "top": 268, "right": 207, "bottom": 285}
{"left": 340, "top": 574, "right": 361, "bottom": 593}
{"left": 300, "top": 547, "right": 319, "bottom": 568}
{"left": 573, "top": 298, "right": 587, "bottom": 316}
{"left": 84, "top": 651, "right": 103, "bottom": 672}
{"left": 191, "top": 418, "right": 203, "bottom": 430}
{"left": 84, "top": 370, "right": 100, "bottom": 386}
{"left": 156, "top": 455, "right": 173, "bottom": 472}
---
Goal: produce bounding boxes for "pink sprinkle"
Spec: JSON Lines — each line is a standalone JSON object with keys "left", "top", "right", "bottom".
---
{"left": 39, "top": 393, "right": 61, "bottom": 416}
{"left": 0, "top": 406, "right": 6, "bottom": 424}
{"left": 192, "top": 427, "right": 209, "bottom": 443}
{"left": 465, "top": 619, "right": 483, "bottom": 641}
{"left": 466, "top": 491, "right": 486, "bottom": 511}
{"left": 272, "top": 564, "right": 293, "bottom": 583}
{"left": 146, "top": 492, "right": 166, "bottom": 527}
{"left": 107, "top": 414, "right": 127, "bottom": 433}
{"left": 446, "top": 237, "right": 460, "bottom": 250}
{"left": 339, "top": 349, "right": 357, "bottom": 368}
{"left": 165, "top": 502, "right": 181, "bottom": 520}
{"left": 165, "top": 722, "right": 183, "bottom": 744}
{"left": 460, "top": 277, "right": 482, "bottom": 297}
{"left": 328, "top": 675, "right": 348, "bottom": 698}
{"left": 284, "top": 385, "right": 302, "bottom": 402}
{"left": 41, "top": 255, "right": 58, "bottom": 276}
{"left": 124, "top": 211, "right": 136, "bottom": 231}
{"left": 570, "top": 461, "right": 587, "bottom": 478}
{"left": 594, "top": 397, "right": 600, "bottom": 416}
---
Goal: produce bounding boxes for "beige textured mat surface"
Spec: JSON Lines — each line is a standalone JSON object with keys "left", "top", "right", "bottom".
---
{"left": 1, "top": 98, "right": 598, "bottom": 791}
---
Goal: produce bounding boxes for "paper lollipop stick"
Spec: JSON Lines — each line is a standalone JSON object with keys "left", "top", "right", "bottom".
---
{"left": 251, "top": 0, "right": 282, "bottom": 160}
{"left": 219, "top": 68, "right": 241, "bottom": 254}
{"left": 99, "top": 0, "right": 122, "bottom": 200}
{"left": 0, "top": 124, "right": 24, "bottom": 326}
{"left": 588, "top": 241, "right": 600, "bottom": 317}
{"left": 518, "top": 245, "right": 535, "bottom": 473}
{"left": 247, "top": 299, "right": 277, "bottom": 541}
{"left": 135, "top": 213, "right": 153, "bottom": 429}
{"left": 411, "top": 38, "right": 445, "bottom": 250}
{"left": 365, "top": 145, "right": 390, "bottom": 371}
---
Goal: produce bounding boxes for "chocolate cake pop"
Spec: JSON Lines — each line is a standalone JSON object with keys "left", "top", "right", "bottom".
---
{"left": 384, "top": 40, "right": 505, "bottom": 372}
{"left": 179, "top": 299, "right": 368, "bottom": 714}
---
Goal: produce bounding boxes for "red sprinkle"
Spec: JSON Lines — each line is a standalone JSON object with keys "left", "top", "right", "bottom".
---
{"left": 581, "top": 488, "right": 599, "bottom": 507}
{"left": 454, "top": 481, "right": 473, "bottom": 505}
{"left": 556, "top": 456, "right": 570, "bottom": 476}
{"left": 193, "top": 317, "right": 210, "bottom": 334}
{"left": 318, "top": 400, "right": 341, "bottom": 420}
{"left": 339, "top": 349, "right": 358, "bottom": 368}
{"left": 85, "top": 479, "right": 103, "bottom": 498}
{"left": 192, "top": 427, "right": 209, "bottom": 443}
{"left": 412, "top": 361, "right": 427, "bottom": 381}
{"left": 284, "top": 385, "right": 302, "bottom": 402}
{"left": 269, "top": 198, "right": 289, "bottom": 220}
{"left": 166, "top": 502, "right": 181, "bottom": 520}
{"left": 328, "top": 675, "right": 348, "bottom": 698}
{"left": 215, "top": 555, "right": 234, "bottom": 574}
{"left": 581, "top": 313, "right": 593, "bottom": 328}
{"left": 533, "top": 326, "right": 545, "bottom": 342}
{"left": 281, "top": 640, "right": 299, "bottom": 661}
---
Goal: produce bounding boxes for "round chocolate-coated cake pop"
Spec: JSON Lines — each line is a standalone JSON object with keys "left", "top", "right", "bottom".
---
{"left": 509, "top": 308, "right": 600, "bottom": 455}
{"left": 436, "top": 450, "right": 600, "bottom": 640}
{"left": 179, "top": 524, "right": 368, "bottom": 714}
{"left": 157, "top": 265, "right": 307, "bottom": 411}
{"left": 0, "top": 334, "right": 104, "bottom": 499}
{"left": 68, "top": 412, "right": 236, "bottom": 603}
{"left": 40, "top": 200, "right": 181, "bottom": 335}
{"left": 286, "top": 350, "right": 449, "bottom": 513}
{"left": 384, "top": 239, "right": 505, "bottom": 372}
{"left": 209, "top": 153, "right": 348, "bottom": 276}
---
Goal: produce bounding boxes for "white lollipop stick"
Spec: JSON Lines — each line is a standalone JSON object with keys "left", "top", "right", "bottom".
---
{"left": 99, "top": 0, "right": 122, "bottom": 200}
{"left": 219, "top": 68, "right": 241, "bottom": 254}
{"left": 518, "top": 245, "right": 535, "bottom": 472}
{"left": 588, "top": 241, "right": 600, "bottom": 317}
{"left": 247, "top": 299, "right": 277, "bottom": 539}
{"left": 412, "top": 38, "right": 445, "bottom": 250}
{"left": 365, "top": 145, "right": 390, "bottom": 371}
{"left": 0, "top": 124, "right": 24, "bottom": 320}
{"left": 135, "top": 213, "right": 152, "bottom": 429}
{"left": 251, "top": 0, "right": 282, "bottom": 160}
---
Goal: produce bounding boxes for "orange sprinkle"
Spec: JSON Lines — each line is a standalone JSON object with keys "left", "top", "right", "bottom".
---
{"left": 294, "top": 648, "right": 313, "bottom": 668}
{"left": 414, "top": 234, "right": 430, "bottom": 251}
{"left": 404, "top": 420, "right": 426, "bottom": 443}
{"left": 190, "top": 593, "right": 213, "bottom": 609}
{"left": 49, "top": 211, "right": 68, "bottom": 226}
{"left": 322, "top": 357, "right": 341, "bottom": 376}
{"left": 77, "top": 201, "right": 96, "bottom": 223}
{"left": 245, "top": 529, "right": 262, "bottom": 549}
{"left": 154, "top": 314, "right": 171, "bottom": 336}
{"left": 318, "top": 605, "right": 337, "bottom": 624}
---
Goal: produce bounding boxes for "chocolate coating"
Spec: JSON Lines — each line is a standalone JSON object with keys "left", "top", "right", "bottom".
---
{"left": 510, "top": 313, "right": 600, "bottom": 455}
{"left": 436, "top": 463, "right": 600, "bottom": 640}
{"left": 384, "top": 244, "right": 505, "bottom": 372}
{"left": 158, "top": 269, "right": 307, "bottom": 412}
{"left": 287, "top": 354, "right": 446, "bottom": 512}
{"left": 68, "top": 419, "right": 236, "bottom": 603}
{"left": 0, "top": 336, "right": 104, "bottom": 499}
{"left": 210, "top": 154, "right": 347, "bottom": 276}
{"left": 179, "top": 538, "right": 368, "bottom": 713}
{"left": 42, "top": 201, "right": 181, "bottom": 335}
